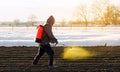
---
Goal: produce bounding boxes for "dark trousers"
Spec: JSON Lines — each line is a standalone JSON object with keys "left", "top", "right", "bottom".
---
{"left": 33, "top": 44, "right": 54, "bottom": 66}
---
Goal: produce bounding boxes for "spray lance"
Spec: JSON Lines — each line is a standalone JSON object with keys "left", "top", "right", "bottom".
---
{"left": 62, "top": 44, "right": 73, "bottom": 49}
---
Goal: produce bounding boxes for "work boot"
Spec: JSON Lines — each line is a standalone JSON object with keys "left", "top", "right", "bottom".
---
{"left": 48, "top": 65, "right": 58, "bottom": 70}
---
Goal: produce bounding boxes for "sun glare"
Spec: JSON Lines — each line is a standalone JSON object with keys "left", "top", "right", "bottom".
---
{"left": 0, "top": 0, "right": 119, "bottom": 21}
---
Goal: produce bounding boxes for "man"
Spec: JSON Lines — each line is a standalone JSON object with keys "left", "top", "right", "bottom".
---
{"left": 33, "top": 15, "right": 58, "bottom": 69}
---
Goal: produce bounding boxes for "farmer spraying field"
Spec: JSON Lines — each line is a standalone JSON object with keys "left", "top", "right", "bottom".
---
{"left": 33, "top": 15, "right": 58, "bottom": 69}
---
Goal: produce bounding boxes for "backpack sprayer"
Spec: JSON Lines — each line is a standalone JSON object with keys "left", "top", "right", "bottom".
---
{"left": 35, "top": 25, "right": 44, "bottom": 43}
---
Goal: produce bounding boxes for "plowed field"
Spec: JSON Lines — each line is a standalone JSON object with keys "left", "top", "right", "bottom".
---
{"left": 0, "top": 46, "right": 120, "bottom": 72}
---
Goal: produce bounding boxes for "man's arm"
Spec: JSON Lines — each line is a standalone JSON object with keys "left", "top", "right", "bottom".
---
{"left": 45, "top": 24, "right": 58, "bottom": 44}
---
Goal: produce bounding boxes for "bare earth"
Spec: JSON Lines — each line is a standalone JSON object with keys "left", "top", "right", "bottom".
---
{"left": 0, "top": 46, "right": 120, "bottom": 72}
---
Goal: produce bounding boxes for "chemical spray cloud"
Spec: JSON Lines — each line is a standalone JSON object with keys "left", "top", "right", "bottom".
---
{"left": 62, "top": 46, "right": 93, "bottom": 60}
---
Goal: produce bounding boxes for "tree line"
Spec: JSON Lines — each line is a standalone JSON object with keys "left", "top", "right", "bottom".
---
{"left": 64, "top": 0, "right": 120, "bottom": 27}
{"left": 0, "top": 0, "right": 119, "bottom": 27}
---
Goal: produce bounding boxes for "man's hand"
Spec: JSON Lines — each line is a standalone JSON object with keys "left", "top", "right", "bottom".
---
{"left": 50, "top": 38, "right": 58, "bottom": 45}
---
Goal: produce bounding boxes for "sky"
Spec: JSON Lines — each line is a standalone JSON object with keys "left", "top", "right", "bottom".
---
{"left": 0, "top": 0, "right": 119, "bottom": 22}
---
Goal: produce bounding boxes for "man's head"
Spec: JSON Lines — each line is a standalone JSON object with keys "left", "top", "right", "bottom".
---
{"left": 46, "top": 15, "right": 55, "bottom": 25}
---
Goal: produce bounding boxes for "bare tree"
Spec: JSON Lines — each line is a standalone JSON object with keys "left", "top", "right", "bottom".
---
{"left": 28, "top": 14, "right": 37, "bottom": 26}
{"left": 13, "top": 19, "right": 20, "bottom": 26}
{"left": 91, "top": 0, "right": 110, "bottom": 26}
{"left": 103, "top": 5, "right": 120, "bottom": 25}
{"left": 74, "top": 4, "right": 88, "bottom": 27}
{"left": 60, "top": 19, "right": 66, "bottom": 27}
